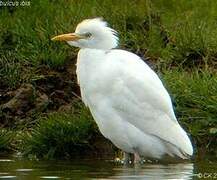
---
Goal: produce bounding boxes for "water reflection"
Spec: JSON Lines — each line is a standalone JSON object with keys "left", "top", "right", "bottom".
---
{"left": 106, "top": 163, "right": 194, "bottom": 179}
{"left": 0, "top": 157, "right": 215, "bottom": 179}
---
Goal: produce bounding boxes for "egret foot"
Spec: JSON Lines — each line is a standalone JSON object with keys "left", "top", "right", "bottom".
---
{"left": 134, "top": 152, "right": 142, "bottom": 164}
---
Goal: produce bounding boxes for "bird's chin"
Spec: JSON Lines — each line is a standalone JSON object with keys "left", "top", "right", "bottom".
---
{"left": 67, "top": 41, "right": 81, "bottom": 48}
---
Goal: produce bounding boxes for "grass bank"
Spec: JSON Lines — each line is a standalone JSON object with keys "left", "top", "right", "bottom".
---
{"left": 20, "top": 104, "right": 113, "bottom": 160}
{"left": 0, "top": 0, "right": 216, "bottom": 159}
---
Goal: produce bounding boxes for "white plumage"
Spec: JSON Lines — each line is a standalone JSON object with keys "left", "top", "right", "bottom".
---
{"left": 52, "top": 18, "right": 193, "bottom": 161}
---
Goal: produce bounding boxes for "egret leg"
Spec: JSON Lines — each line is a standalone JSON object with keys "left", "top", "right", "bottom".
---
{"left": 134, "top": 152, "right": 141, "bottom": 164}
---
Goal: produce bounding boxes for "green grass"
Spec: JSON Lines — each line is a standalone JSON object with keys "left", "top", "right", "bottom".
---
{"left": 1, "top": 0, "right": 217, "bottom": 88}
{"left": 163, "top": 69, "right": 217, "bottom": 132}
{"left": 0, "top": 129, "right": 14, "bottom": 151}
{"left": 0, "top": 0, "right": 217, "bottom": 159}
{"left": 162, "top": 69, "right": 217, "bottom": 155}
{"left": 21, "top": 105, "right": 98, "bottom": 160}
{"left": 0, "top": 55, "right": 22, "bottom": 88}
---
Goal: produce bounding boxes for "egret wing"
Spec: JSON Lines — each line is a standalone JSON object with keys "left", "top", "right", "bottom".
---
{"left": 104, "top": 50, "right": 193, "bottom": 156}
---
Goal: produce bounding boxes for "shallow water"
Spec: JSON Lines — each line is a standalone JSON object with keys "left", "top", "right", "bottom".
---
{"left": 0, "top": 157, "right": 216, "bottom": 179}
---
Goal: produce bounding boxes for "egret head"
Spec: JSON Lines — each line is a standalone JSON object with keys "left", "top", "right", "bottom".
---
{"left": 51, "top": 18, "right": 118, "bottom": 50}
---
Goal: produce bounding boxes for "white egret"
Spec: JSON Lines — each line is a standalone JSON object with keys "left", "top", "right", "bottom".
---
{"left": 51, "top": 18, "right": 193, "bottom": 163}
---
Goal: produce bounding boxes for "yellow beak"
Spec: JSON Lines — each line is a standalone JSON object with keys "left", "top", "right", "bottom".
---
{"left": 51, "top": 33, "right": 83, "bottom": 41}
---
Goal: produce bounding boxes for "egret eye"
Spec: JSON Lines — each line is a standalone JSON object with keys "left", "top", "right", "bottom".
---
{"left": 84, "top": 32, "right": 92, "bottom": 38}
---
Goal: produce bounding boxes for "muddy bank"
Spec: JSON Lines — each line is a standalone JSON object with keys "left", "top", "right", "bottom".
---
{"left": 0, "top": 60, "right": 78, "bottom": 126}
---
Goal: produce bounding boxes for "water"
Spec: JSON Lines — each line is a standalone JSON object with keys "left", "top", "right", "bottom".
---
{"left": 0, "top": 157, "right": 216, "bottom": 179}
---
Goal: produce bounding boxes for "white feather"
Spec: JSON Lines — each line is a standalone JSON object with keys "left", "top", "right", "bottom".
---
{"left": 71, "top": 18, "right": 193, "bottom": 160}
{"left": 77, "top": 48, "right": 193, "bottom": 159}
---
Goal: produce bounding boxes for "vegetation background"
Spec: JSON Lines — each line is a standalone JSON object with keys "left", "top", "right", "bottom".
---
{"left": 0, "top": 0, "right": 216, "bottom": 160}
